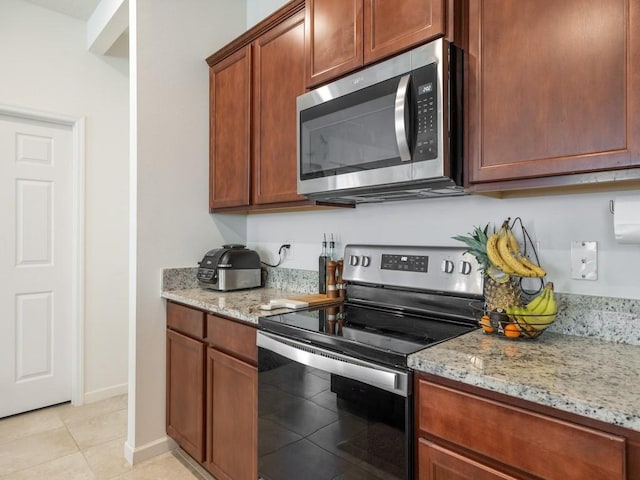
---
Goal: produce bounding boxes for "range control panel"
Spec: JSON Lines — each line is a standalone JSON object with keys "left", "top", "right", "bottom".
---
{"left": 343, "top": 244, "right": 483, "bottom": 296}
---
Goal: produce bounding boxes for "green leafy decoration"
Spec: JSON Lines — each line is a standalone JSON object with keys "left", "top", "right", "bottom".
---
{"left": 452, "top": 224, "right": 490, "bottom": 272}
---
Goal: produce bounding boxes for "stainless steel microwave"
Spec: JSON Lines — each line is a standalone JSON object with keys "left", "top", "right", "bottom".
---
{"left": 296, "top": 38, "right": 463, "bottom": 204}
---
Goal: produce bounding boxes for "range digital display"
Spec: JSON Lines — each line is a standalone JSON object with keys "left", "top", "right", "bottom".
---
{"left": 381, "top": 254, "right": 428, "bottom": 272}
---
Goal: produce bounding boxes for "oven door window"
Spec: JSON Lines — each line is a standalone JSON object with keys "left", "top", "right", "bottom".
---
{"left": 258, "top": 348, "right": 408, "bottom": 480}
{"left": 299, "top": 74, "right": 410, "bottom": 181}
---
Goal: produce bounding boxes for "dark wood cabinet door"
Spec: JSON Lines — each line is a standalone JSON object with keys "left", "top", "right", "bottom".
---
{"left": 418, "top": 379, "right": 625, "bottom": 480}
{"left": 166, "top": 329, "right": 205, "bottom": 462}
{"left": 419, "top": 440, "right": 519, "bottom": 480}
{"left": 253, "top": 11, "right": 307, "bottom": 205}
{"left": 364, "top": 0, "right": 445, "bottom": 64}
{"left": 305, "top": 0, "right": 363, "bottom": 87}
{"left": 209, "top": 46, "right": 251, "bottom": 210}
{"left": 205, "top": 347, "right": 257, "bottom": 480}
{"left": 466, "top": 0, "right": 640, "bottom": 188}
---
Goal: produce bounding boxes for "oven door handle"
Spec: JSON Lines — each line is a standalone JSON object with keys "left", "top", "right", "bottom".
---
{"left": 394, "top": 73, "right": 411, "bottom": 162}
{"left": 257, "top": 331, "right": 409, "bottom": 397}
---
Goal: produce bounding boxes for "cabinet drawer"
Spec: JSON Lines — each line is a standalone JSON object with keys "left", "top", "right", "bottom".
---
{"left": 418, "top": 380, "right": 625, "bottom": 480}
{"left": 419, "top": 439, "right": 518, "bottom": 480}
{"left": 167, "top": 302, "right": 206, "bottom": 339}
{"left": 206, "top": 314, "right": 257, "bottom": 364}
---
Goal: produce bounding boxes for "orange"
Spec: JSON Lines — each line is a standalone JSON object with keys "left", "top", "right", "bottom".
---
{"left": 504, "top": 324, "right": 521, "bottom": 338}
{"left": 480, "top": 315, "right": 495, "bottom": 333}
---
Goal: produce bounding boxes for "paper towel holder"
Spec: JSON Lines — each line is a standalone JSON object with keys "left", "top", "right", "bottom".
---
{"left": 609, "top": 199, "right": 615, "bottom": 214}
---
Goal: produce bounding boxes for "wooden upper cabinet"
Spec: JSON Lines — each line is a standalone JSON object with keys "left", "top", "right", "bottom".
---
{"left": 253, "top": 11, "right": 307, "bottom": 205}
{"left": 209, "top": 46, "right": 251, "bottom": 210}
{"left": 305, "top": 0, "right": 363, "bottom": 87}
{"left": 306, "top": 0, "right": 446, "bottom": 87}
{"left": 466, "top": 0, "right": 640, "bottom": 189}
{"left": 364, "top": 0, "right": 445, "bottom": 64}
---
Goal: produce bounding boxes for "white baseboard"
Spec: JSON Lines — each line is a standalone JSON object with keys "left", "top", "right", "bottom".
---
{"left": 123, "top": 436, "right": 178, "bottom": 466}
{"left": 83, "top": 382, "right": 128, "bottom": 405}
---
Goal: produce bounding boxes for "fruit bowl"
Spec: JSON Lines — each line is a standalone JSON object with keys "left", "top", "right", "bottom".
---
{"left": 471, "top": 302, "right": 557, "bottom": 339}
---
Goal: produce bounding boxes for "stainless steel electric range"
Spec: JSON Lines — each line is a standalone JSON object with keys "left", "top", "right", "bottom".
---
{"left": 257, "top": 244, "right": 484, "bottom": 480}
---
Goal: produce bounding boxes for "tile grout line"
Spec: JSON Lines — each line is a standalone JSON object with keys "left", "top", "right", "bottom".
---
{"left": 69, "top": 407, "right": 131, "bottom": 480}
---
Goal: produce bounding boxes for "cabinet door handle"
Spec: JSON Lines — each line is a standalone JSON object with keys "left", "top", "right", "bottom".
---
{"left": 394, "top": 73, "right": 411, "bottom": 162}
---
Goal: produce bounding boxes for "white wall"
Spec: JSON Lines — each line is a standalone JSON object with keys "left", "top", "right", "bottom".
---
{"left": 243, "top": 0, "right": 640, "bottom": 302}
{"left": 247, "top": 190, "right": 640, "bottom": 300}
{"left": 246, "top": 0, "right": 289, "bottom": 27}
{"left": 0, "top": 0, "right": 130, "bottom": 401}
{"left": 127, "top": 0, "right": 247, "bottom": 463}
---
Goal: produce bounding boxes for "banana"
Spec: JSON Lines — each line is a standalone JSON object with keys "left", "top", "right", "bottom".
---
{"left": 506, "top": 284, "right": 557, "bottom": 336}
{"left": 513, "top": 306, "right": 537, "bottom": 335}
{"left": 486, "top": 232, "right": 516, "bottom": 274}
{"left": 507, "top": 229, "right": 521, "bottom": 254}
{"left": 525, "top": 283, "right": 557, "bottom": 331}
{"left": 529, "top": 289, "right": 550, "bottom": 315}
{"left": 497, "top": 227, "right": 545, "bottom": 278}
{"left": 496, "top": 228, "right": 536, "bottom": 276}
{"left": 517, "top": 254, "right": 546, "bottom": 277}
{"left": 525, "top": 288, "right": 548, "bottom": 311}
{"left": 506, "top": 227, "right": 546, "bottom": 277}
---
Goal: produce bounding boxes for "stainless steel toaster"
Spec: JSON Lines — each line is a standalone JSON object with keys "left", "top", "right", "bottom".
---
{"left": 197, "top": 244, "right": 261, "bottom": 291}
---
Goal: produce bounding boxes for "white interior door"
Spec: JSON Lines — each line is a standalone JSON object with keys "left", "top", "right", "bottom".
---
{"left": 0, "top": 114, "right": 73, "bottom": 418}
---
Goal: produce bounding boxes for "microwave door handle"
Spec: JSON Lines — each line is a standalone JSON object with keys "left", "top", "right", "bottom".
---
{"left": 394, "top": 73, "right": 411, "bottom": 162}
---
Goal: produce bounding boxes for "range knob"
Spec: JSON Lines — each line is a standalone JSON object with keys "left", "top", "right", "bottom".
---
{"left": 349, "top": 255, "right": 359, "bottom": 266}
{"left": 459, "top": 261, "right": 472, "bottom": 275}
{"left": 441, "top": 259, "right": 455, "bottom": 273}
{"left": 361, "top": 256, "right": 371, "bottom": 267}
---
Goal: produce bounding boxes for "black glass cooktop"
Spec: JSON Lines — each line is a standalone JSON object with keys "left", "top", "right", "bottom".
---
{"left": 258, "top": 302, "right": 477, "bottom": 368}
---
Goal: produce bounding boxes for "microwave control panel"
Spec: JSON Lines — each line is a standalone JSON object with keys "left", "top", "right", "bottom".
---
{"left": 413, "top": 63, "right": 438, "bottom": 161}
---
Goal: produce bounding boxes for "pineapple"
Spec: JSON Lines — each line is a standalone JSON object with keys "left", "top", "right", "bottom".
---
{"left": 483, "top": 276, "right": 522, "bottom": 312}
{"left": 453, "top": 225, "right": 522, "bottom": 312}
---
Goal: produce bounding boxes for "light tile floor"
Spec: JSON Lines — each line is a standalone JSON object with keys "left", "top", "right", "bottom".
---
{"left": 0, "top": 395, "right": 210, "bottom": 480}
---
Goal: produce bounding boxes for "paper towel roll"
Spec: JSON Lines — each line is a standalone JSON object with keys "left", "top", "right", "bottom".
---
{"left": 613, "top": 196, "right": 640, "bottom": 244}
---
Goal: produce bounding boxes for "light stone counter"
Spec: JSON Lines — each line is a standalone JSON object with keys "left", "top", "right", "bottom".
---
{"left": 408, "top": 330, "right": 640, "bottom": 432}
{"left": 161, "top": 287, "right": 303, "bottom": 324}
{"left": 160, "top": 266, "right": 320, "bottom": 324}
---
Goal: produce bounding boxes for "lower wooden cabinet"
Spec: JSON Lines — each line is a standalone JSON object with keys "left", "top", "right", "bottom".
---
{"left": 416, "top": 374, "right": 634, "bottom": 480}
{"left": 205, "top": 348, "right": 257, "bottom": 480}
{"left": 165, "top": 301, "right": 257, "bottom": 480}
{"left": 166, "top": 329, "right": 205, "bottom": 462}
{"left": 418, "top": 440, "right": 518, "bottom": 480}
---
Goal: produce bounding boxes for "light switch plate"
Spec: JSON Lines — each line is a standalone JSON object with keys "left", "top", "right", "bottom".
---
{"left": 570, "top": 241, "right": 598, "bottom": 280}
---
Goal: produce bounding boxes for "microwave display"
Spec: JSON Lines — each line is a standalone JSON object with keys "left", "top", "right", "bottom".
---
{"left": 418, "top": 83, "right": 433, "bottom": 94}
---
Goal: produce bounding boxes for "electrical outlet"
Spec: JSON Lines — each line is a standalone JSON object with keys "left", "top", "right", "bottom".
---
{"left": 283, "top": 240, "right": 295, "bottom": 261}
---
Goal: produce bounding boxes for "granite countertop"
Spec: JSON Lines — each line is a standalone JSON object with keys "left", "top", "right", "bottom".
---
{"left": 162, "top": 287, "right": 304, "bottom": 324}
{"left": 408, "top": 330, "right": 640, "bottom": 433}
{"left": 163, "top": 267, "right": 640, "bottom": 434}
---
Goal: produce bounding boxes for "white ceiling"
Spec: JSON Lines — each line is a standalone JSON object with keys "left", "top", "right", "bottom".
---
{"left": 23, "top": 0, "right": 102, "bottom": 20}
